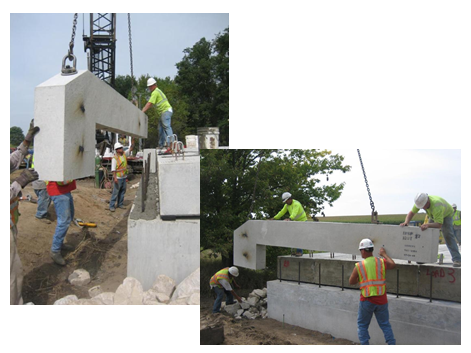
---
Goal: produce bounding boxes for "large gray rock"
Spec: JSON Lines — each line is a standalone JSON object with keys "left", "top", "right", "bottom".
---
{"left": 152, "top": 275, "right": 176, "bottom": 298}
{"left": 240, "top": 301, "right": 251, "bottom": 310}
{"left": 88, "top": 285, "right": 102, "bottom": 298}
{"left": 253, "top": 289, "right": 267, "bottom": 298}
{"left": 224, "top": 302, "right": 241, "bottom": 315}
{"left": 54, "top": 295, "right": 79, "bottom": 305}
{"left": 171, "top": 268, "right": 200, "bottom": 302}
{"left": 94, "top": 292, "right": 115, "bottom": 305}
{"left": 114, "top": 277, "right": 144, "bottom": 305}
{"left": 187, "top": 292, "right": 200, "bottom": 305}
{"left": 246, "top": 296, "right": 260, "bottom": 306}
{"left": 142, "top": 289, "right": 167, "bottom": 305}
{"left": 68, "top": 269, "right": 91, "bottom": 286}
{"left": 243, "top": 311, "right": 257, "bottom": 319}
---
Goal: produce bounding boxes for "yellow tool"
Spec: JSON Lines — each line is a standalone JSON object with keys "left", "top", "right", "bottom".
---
{"left": 74, "top": 218, "right": 97, "bottom": 228}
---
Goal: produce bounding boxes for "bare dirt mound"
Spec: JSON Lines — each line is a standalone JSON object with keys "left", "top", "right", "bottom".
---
{"left": 16, "top": 177, "right": 139, "bottom": 305}
{"left": 200, "top": 296, "right": 355, "bottom": 345}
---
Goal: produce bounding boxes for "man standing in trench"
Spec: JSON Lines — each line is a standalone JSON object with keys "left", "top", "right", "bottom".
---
{"left": 349, "top": 238, "right": 396, "bottom": 345}
{"left": 109, "top": 139, "right": 134, "bottom": 212}
{"left": 142, "top": 77, "right": 173, "bottom": 154}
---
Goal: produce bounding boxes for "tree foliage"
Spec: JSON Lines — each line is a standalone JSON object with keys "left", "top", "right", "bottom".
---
{"left": 200, "top": 149, "right": 351, "bottom": 268}
{"left": 113, "top": 27, "right": 229, "bottom": 148}
{"left": 10, "top": 126, "right": 24, "bottom": 147}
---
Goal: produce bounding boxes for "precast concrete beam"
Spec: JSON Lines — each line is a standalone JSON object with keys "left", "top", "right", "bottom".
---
{"left": 234, "top": 220, "right": 440, "bottom": 270}
{"left": 34, "top": 70, "right": 147, "bottom": 181}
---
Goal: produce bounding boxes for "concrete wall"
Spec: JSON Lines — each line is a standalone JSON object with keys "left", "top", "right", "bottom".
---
{"left": 267, "top": 280, "right": 461, "bottom": 345}
{"left": 127, "top": 217, "right": 200, "bottom": 289}
{"left": 34, "top": 70, "right": 147, "bottom": 181}
{"left": 234, "top": 220, "right": 440, "bottom": 269}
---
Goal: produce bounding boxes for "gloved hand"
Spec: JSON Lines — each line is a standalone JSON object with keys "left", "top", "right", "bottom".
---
{"left": 25, "top": 119, "right": 40, "bottom": 143}
{"left": 15, "top": 169, "right": 39, "bottom": 188}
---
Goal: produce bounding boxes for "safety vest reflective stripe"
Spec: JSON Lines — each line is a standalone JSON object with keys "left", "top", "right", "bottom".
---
{"left": 10, "top": 197, "right": 19, "bottom": 228}
{"left": 357, "top": 257, "right": 386, "bottom": 297}
{"left": 210, "top": 268, "right": 232, "bottom": 287}
{"left": 155, "top": 89, "right": 168, "bottom": 106}
{"left": 294, "top": 211, "right": 306, "bottom": 220}
{"left": 453, "top": 211, "right": 461, "bottom": 225}
{"left": 114, "top": 155, "right": 128, "bottom": 178}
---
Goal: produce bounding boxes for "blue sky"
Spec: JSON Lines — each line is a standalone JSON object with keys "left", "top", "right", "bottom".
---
{"left": 317, "top": 149, "right": 461, "bottom": 216}
{"left": 10, "top": 13, "right": 229, "bottom": 133}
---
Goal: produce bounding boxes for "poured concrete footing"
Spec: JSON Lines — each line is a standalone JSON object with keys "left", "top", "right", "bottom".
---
{"left": 127, "top": 150, "right": 199, "bottom": 289}
{"left": 267, "top": 280, "right": 461, "bottom": 345}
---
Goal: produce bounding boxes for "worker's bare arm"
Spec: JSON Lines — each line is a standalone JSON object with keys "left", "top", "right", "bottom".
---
{"left": 231, "top": 290, "right": 242, "bottom": 303}
{"left": 421, "top": 222, "right": 442, "bottom": 231}
{"left": 142, "top": 102, "right": 153, "bottom": 113}
{"left": 379, "top": 247, "right": 396, "bottom": 269}
{"left": 349, "top": 267, "right": 359, "bottom": 285}
{"left": 400, "top": 211, "right": 416, "bottom": 226}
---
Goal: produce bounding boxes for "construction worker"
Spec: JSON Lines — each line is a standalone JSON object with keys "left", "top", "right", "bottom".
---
{"left": 109, "top": 139, "right": 134, "bottom": 212}
{"left": 142, "top": 77, "right": 173, "bottom": 154}
{"left": 31, "top": 154, "right": 51, "bottom": 222}
{"left": 452, "top": 203, "right": 461, "bottom": 246}
{"left": 10, "top": 120, "right": 40, "bottom": 304}
{"left": 210, "top": 266, "right": 242, "bottom": 313}
{"left": 349, "top": 239, "right": 396, "bottom": 345}
{"left": 47, "top": 179, "right": 76, "bottom": 265}
{"left": 270, "top": 192, "right": 307, "bottom": 256}
{"left": 400, "top": 193, "right": 461, "bottom": 267}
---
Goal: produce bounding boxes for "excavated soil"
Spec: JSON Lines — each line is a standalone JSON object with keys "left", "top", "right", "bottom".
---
{"left": 16, "top": 177, "right": 140, "bottom": 305}
{"left": 200, "top": 296, "right": 356, "bottom": 345}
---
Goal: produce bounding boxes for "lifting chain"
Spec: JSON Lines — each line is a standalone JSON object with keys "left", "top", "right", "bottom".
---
{"left": 128, "top": 14, "right": 137, "bottom": 105}
{"left": 62, "top": 13, "right": 78, "bottom": 76}
{"left": 357, "top": 149, "right": 379, "bottom": 224}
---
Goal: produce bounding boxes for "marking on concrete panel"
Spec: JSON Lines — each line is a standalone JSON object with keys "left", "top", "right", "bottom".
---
{"left": 233, "top": 220, "right": 440, "bottom": 270}
{"left": 34, "top": 70, "right": 147, "bottom": 181}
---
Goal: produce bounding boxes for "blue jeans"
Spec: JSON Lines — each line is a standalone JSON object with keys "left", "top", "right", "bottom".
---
{"left": 442, "top": 216, "right": 461, "bottom": 262}
{"left": 159, "top": 110, "right": 173, "bottom": 147}
{"left": 34, "top": 189, "right": 51, "bottom": 219}
{"left": 110, "top": 178, "right": 126, "bottom": 209}
{"left": 50, "top": 193, "right": 74, "bottom": 252}
{"left": 212, "top": 286, "right": 234, "bottom": 313}
{"left": 357, "top": 300, "right": 396, "bottom": 345}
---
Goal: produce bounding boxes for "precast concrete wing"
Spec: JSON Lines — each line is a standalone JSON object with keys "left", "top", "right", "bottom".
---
{"left": 34, "top": 70, "right": 148, "bottom": 181}
{"left": 234, "top": 220, "right": 440, "bottom": 270}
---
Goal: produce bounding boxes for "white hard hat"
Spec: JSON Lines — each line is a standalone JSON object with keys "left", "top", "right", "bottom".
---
{"left": 452, "top": 203, "right": 457, "bottom": 208}
{"left": 359, "top": 238, "right": 374, "bottom": 250}
{"left": 147, "top": 78, "right": 157, "bottom": 87}
{"left": 114, "top": 142, "right": 124, "bottom": 150}
{"left": 282, "top": 192, "right": 292, "bottom": 203}
{"left": 414, "top": 193, "right": 429, "bottom": 209}
{"left": 228, "top": 266, "right": 239, "bottom": 277}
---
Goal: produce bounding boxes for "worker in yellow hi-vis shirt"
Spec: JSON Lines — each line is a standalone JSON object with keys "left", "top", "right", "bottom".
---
{"left": 269, "top": 192, "right": 307, "bottom": 256}
{"left": 142, "top": 77, "right": 173, "bottom": 154}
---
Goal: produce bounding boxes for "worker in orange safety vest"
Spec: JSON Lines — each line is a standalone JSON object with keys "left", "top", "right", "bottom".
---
{"left": 349, "top": 238, "right": 396, "bottom": 345}
{"left": 210, "top": 266, "right": 242, "bottom": 313}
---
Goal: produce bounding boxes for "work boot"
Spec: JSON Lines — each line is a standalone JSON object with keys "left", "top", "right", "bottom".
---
{"left": 61, "top": 243, "right": 74, "bottom": 251}
{"left": 453, "top": 261, "right": 461, "bottom": 268}
{"left": 118, "top": 205, "right": 126, "bottom": 209}
{"left": 50, "top": 251, "right": 66, "bottom": 266}
{"left": 110, "top": 208, "right": 115, "bottom": 212}
{"left": 35, "top": 217, "right": 51, "bottom": 224}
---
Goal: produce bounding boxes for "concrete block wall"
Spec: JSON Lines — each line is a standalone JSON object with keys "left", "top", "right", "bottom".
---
{"left": 267, "top": 280, "right": 461, "bottom": 345}
{"left": 277, "top": 254, "right": 461, "bottom": 302}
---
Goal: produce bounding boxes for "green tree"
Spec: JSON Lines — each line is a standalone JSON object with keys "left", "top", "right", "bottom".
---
{"left": 200, "top": 149, "right": 351, "bottom": 269}
{"left": 10, "top": 126, "right": 24, "bottom": 147}
{"left": 175, "top": 28, "right": 229, "bottom": 145}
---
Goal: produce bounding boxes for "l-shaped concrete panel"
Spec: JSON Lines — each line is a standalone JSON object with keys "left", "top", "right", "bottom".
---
{"left": 234, "top": 220, "right": 440, "bottom": 269}
{"left": 34, "top": 70, "right": 147, "bottom": 181}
